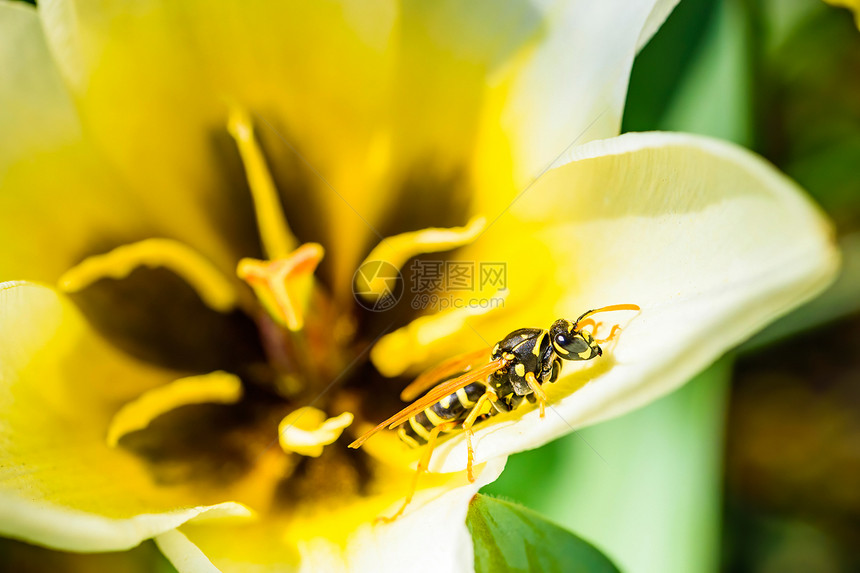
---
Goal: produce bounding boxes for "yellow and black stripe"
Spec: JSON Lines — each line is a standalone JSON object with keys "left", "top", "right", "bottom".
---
{"left": 397, "top": 381, "right": 487, "bottom": 447}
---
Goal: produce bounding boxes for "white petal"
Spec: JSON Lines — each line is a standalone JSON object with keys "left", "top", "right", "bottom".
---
{"left": 333, "top": 459, "right": 505, "bottom": 573}
{"left": 433, "top": 131, "right": 837, "bottom": 472}
{"left": 499, "top": 0, "right": 679, "bottom": 184}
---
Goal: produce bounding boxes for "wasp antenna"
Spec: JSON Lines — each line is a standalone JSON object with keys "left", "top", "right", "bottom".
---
{"left": 573, "top": 303, "right": 640, "bottom": 326}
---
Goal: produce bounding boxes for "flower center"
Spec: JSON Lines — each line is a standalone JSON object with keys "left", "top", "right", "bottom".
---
{"left": 56, "top": 108, "right": 498, "bottom": 517}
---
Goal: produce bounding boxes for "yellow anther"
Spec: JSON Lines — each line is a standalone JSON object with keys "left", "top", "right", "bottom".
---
{"left": 228, "top": 107, "right": 297, "bottom": 259}
{"left": 58, "top": 238, "right": 239, "bottom": 313}
{"left": 106, "top": 371, "right": 243, "bottom": 447}
{"left": 278, "top": 407, "right": 354, "bottom": 457}
{"left": 370, "top": 291, "right": 508, "bottom": 377}
{"left": 237, "top": 242, "right": 324, "bottom": 331}
{"left": 356, "top": 216, "right": 486, "bottom": 300}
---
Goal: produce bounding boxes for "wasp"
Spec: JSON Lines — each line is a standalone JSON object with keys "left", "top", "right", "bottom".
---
{"left": 349, "top": 303, "right": 639, "bottom": 521}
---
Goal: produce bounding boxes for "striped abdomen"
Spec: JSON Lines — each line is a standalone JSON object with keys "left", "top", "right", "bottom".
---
{"left": 397, "top": 382, "right": 487, "bottom": 447}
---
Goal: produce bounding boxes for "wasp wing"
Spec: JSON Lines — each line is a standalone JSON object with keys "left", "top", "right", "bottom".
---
{"left": 389, "top": 357, "right": 508, "bottom": 427}
{"left": 348, "top": 357, "right": 508, "bottom": 449}
{"left": 400, "top": 347, "right": 491, "bottom": 402}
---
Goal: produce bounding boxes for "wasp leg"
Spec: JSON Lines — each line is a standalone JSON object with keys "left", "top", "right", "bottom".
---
{"left": 577, "top": 318, "right": 603, "bottom": 336}
{"left": 376, "top": 420, "right": 459, "bottom": 524}
{"left": 525, "top": 372, "right": 547, "bottom": 418}
{"left": 595, "top": 324, "right": 622, "bottom": 344}
{"left": 460, "top": 389, "right": 498, "bottom": 483}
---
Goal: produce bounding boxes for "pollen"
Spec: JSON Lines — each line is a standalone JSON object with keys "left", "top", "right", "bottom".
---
{"left": 278, "top": 407, "right": 354, "bottom": 457}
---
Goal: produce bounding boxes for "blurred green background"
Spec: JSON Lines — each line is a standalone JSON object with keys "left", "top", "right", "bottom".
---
{"left": 2, "top": 0, "right": 859, "bottom": 571}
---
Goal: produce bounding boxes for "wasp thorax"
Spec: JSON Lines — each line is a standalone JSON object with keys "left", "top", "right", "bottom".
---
{"left": 550, "top": 319, "right": 601, "bottom": 361}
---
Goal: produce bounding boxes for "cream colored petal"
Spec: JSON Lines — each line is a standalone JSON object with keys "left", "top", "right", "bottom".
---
{"left": 0, "top": 2, "right": 152, "bottom": 282}
{"left": 0, "top": 282, "right": 250, "bottom": 551}
{"left": 430, "top": 131, "right": 837, "bottom": 472}
{"left": 488, "top": 0, "right": 680, "bottom": 190}
{"left": 156, "top": 458, "right": 506, "bottom": 573}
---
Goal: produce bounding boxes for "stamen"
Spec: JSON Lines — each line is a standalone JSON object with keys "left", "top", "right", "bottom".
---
{"left": 106, "top": 371, "right": 243, "bottom": 447}
{"left": 278, "top": 407, "right": 354, "bottom": 457}
{"left": 237, "top": 243, "right": 324, "bottom": 331}
{"left": 370, "top": 291, "right": 508, "bottom": 377}
{"left": 228, "top": 107, "right": 297, "bottom": 259}
{"left": 58, "top": 238, "right": 239, "bottom": 313}
{"left": 356, "top": 216, "right": 486, "bottom": 301}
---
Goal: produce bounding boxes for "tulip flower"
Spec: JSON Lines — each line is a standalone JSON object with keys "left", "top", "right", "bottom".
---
{"left": 0, "top": 1, "right": 837, "bottom": 571}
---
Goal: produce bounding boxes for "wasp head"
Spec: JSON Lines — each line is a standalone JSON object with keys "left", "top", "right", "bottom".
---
{"left": 549, "top": 318, "right": 602, "bottom": 361}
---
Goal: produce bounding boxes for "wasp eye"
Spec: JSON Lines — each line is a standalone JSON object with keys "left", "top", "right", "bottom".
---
{"left": 553, "top": 333, "right": 589, "bottom": 355}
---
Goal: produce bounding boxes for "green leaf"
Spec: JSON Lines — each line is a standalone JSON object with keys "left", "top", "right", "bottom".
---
{"left": 482, "top": 360, "right": 732, "bottom": 573}
{"left": 622, "top": 0, "right": 719, "bottom": 132}
{"left": 467, "top": 494, "right": 620, "bottom": 573}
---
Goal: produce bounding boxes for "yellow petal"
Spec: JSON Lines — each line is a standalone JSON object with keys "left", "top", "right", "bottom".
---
{"left": 278, "top": 408, "right": 354, "bottom": 458}
{"left": 357, "top": 216, "right": 486, "bottom": 302}
{"left": 0, "top": 282, "right": 249, "bottom": 551}
{"left": 37, "top": 1, "right": 590, "bottom": 295}
{"left": 156, "top": 529, "right": 226, "bottom": 573}
{"left": 107, "top": 371, "right": 243, "bottom": 447}
{"left": 371, "top": 291, "right": 507, "bottom": 377}
{"left": 0, "top": 2, "right": 150, "bottom": 283}
{"left": 155, "top": 458, "right": 506, "bottom": 573}
{"left": 429, "top": 131, "right": 838, "bottom": 472}
{"left": 37, "top": 0, "right": 257, "bottom": 273}
{"left": 59, "top": 239, "right": 240, "bottom": 313}
{"left": 37, "top": 0, "right": 399, "bottom": 292}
